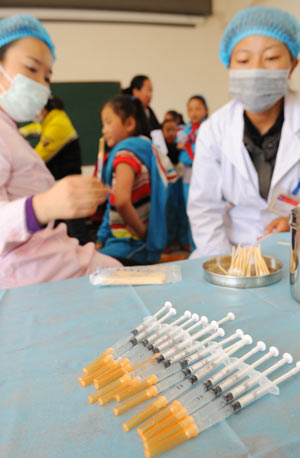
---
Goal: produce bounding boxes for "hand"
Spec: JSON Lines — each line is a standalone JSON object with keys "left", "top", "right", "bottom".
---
{"left": 126, "top": 223, "right": 147, "bottom": 240}
{"left": 264, "top": 216, "right": 290, "bottom": 235}
{"left": 33, "top": 175, "right": 109, "bottom": 224}
{"left": 177, "top": 142, "right": 185, "bottom": 150}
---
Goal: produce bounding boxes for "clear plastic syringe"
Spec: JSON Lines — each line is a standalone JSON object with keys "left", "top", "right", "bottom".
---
{"left": 82, "top": 301, "right": 173, "bottom": 375}
{"left": 142, "top": 362, "right": 300, "bottom": 458}
{"left": 78, "top": 307, "right": 176, "bottom": 387}
{"left": 155, "top": 312, "right": 235, "bottom": 361}
{"left": 192, "top": 353, "right": 294, "bottom": 433}
{"left": 115, "top": 328, "right": 226, "bottom": 403}
{"left": 120, "top": 335, "right": 251, "bottom": 430}
{"left": 174, "top": 340, "right": 267, "bottom": 415}
{"left": 142, "top": 311, "right": 192, "bottom": 347}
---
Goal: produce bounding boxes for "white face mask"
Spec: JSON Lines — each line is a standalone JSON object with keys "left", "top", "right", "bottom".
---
{"left": 229, "top": 68, "right": 290, "bottom": 114}
{"left": 0, "top": 66, "right": 50, "bottom": 122}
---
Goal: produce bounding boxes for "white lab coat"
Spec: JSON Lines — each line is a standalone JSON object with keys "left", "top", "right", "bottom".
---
{"left": 188, "top": 91, "right": 300, "bottom": 258}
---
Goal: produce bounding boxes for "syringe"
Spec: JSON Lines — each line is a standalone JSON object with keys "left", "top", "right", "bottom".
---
{"left": 109, "top": 329, "right": 226, "bottom": 406}
{"left": 169, "top": 340, "right": 267, "bottom": 416}
{"left": 142, "top": 311, "right": 192, "bottom": 347}
{"left": 138, "top": 342, "right": 275, "bottom": 442}
{"left": 82, "top": 301, "right": 173, "bottom": 375}
{"left": 87, "top": 318, "right": 235, "bottom": 403}
{"left": 120, "top": 335, "right": 251, "bottom": 431}
{"left": 91, "top": 326, "right": 230, "bottom": 405}
{"left": 142, "top": 359, "right": 299, "bottom": 458}
{"left": 78, "top": 306, "right": 176, "bottom": 387}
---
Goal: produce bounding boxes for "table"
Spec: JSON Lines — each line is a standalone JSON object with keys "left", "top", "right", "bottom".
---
{"left": 0, "top": 233, "right": 299, "bottom": 458}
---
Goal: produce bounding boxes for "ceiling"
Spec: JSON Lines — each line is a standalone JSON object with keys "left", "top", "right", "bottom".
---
{"left": 1, "top": 0, "right": 212, "bottom": 16}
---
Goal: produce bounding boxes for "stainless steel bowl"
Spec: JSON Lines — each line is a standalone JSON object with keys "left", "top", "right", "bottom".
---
{"left": 203, "top": 255, "right": 283, "bottom": 288}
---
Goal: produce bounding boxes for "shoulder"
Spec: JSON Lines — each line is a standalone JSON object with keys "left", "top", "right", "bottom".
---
{"left": 113, "top": 149, "right": 142, "bottom": 174}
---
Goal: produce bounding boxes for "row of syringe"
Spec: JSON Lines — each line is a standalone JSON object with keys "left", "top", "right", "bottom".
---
{"left": 78, "top": 302, "right": 300, "bottom": 457}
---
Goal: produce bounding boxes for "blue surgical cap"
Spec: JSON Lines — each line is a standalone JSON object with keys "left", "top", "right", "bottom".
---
{"left": 219, "top": 6, "right": 300, "bottom": 67}
{"left": 0, "top": 13, "right": 55, "bottom": 59}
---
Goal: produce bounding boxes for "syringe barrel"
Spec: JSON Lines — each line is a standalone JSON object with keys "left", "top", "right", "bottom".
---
{"left": 134, "top": 316, "right": 155, "bottom": 335}
{"left": 193, "top": 359, "right": 222, "bottom": 382}
{"left": 136, "top": 322, "right": 160, "bottom": 341}
{"left": 232, "top": 381, "right": 278, "bottom": 411}
{"left": 154, "top": 326, "right": 179, "bottom": 347}
{"left": 162, "top": 339, "right": 191, "bottom": 360}
{"left": 164, "top": 378, "right": 192, "bottom": 403}
{"left": 144, "top": 324, "right": 169, "bottom": 344}
{"left": 229, "top": 371, "right": 265, "bottom": 399}
{"left": 208, "top": 357, "right": 240, "bottom": 386}
{"left": 156, "top": 330, "right": 184, "bottom": 352}
{"left": 169, "top": 342, "right": 202, "bottom": 365}
{"left": 156, "top": 371, "right": 186, "bottom": 393}
{"left": 217, "top": 365, "right": 249, "bottom": 393}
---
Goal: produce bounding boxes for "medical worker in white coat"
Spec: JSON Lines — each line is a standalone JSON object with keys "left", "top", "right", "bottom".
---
{"left": 188, "top": 6, "right": 300, "bottom": 258}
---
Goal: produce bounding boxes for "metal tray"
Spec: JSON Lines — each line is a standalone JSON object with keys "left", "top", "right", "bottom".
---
{"left": 203, "top": 255, "right": 283, "bottom": 288}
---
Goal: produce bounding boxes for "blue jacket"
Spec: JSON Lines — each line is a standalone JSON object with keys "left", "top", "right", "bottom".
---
{"left": 98, "top": 136, "right": 168, "bottom": 255}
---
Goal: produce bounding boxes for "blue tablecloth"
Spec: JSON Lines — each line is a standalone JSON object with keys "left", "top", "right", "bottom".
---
{"left": 0, "top": 233, "right": 299, "bottom": 458}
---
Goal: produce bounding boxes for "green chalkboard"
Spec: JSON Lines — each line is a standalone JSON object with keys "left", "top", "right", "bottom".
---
{"left": 51, "top": 81, "right": 120, "bottom": 165}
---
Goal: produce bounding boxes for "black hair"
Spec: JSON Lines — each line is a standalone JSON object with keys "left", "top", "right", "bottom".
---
{"left": 165, "top": 110, "right": 185, "bottom": 125}
{"left": 165, "top": 110, "right": 179, "bottom": 121}
{"left": 162, "top": 119, "right": 177, "bottom": 129}
{"left": 0, "top": 41, "right": 17, "bottom": 61}
{"left": 45, "top": 96, "right": 65, "bottom": 112}
{"left": 188, "top": 94, "right": 208, "bottom": 111}
{"left": 103, "top": 94, "right": 150, "bottom": 137}
{"left": 122, "top": 75, "right": 149, "bottom": 95}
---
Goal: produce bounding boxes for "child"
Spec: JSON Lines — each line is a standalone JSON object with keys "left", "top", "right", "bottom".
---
{"left": 162, "top": 119, "right": 189, "bottom": 251}
{"left": 96, "top": 95, "right": 168, "bottom": 265}
{"left": 177, "top": 95, "right": 208, "bottom": 250}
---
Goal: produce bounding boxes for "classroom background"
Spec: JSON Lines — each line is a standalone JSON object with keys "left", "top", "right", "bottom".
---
{"left": 2, "top": 0, "right": 300, "bottom": 171}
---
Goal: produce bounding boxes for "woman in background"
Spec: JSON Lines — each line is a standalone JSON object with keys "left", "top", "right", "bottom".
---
{"left": 123, "top": 75, "right": 160, "bottom": 132}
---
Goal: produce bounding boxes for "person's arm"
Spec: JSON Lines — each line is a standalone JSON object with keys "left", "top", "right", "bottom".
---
{"left": 114, "top": 163, "right": 147, "bottom": 238}
{"left": 19, "top": 123, "right": 42, "bottom": 138}
{"left": 35, "top": 116, "right": 77, "bottom": 163}
{"left": 187, "top": 122, "right": 232, "bottom": 258}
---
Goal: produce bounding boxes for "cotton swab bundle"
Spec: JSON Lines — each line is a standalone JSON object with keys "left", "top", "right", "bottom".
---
{"left": 225, "top": 245, "right": 270, "bottom": 277}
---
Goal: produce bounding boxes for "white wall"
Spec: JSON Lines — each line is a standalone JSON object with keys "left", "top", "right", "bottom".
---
{"left": 2, "top": 0, "right": 300, "bottom": 119}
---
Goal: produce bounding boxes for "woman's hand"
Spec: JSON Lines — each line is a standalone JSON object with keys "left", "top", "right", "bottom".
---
{"left": 32, "top": 175, "right": 109, "bottom": 225}
{"left": 264, "top": 216, "right": 290, "bottom": 235}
